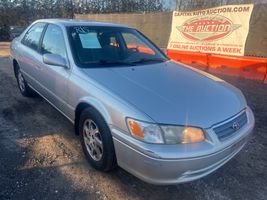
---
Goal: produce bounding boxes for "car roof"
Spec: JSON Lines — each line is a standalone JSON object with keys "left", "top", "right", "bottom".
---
{"left": 35, "top": 18, "right": 130, "bottom": 28}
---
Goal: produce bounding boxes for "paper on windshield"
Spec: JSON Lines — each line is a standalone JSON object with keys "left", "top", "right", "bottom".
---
{"left": 79, "top": 33, "right": 101, "bottom": 49}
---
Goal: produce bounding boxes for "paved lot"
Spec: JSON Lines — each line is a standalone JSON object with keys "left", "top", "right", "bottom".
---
{"left": 0, "top": 43, "right": 266, "bottom": 200}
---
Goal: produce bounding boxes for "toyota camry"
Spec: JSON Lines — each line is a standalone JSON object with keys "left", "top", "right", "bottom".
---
{"left": 10, "top": 19, "right": 254, "bottom": 185}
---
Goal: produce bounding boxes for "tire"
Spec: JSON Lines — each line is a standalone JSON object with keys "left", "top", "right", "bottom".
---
{"left": 79, "top": 107, "right": 116, "bottom": 171}
{"left": 14, "top": 64, "right": 35, "bottom": 97}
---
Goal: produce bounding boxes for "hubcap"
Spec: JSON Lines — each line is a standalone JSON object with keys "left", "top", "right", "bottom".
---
{"left": 17, "top": 70, "right": 26, "bottom": 92}
{"left": 83, "top": 119, "right": 103, "bottom": 161}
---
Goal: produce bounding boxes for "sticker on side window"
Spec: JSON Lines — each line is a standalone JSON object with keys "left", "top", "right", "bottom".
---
{"left": 79, "top": 33, "right": 101, "bottom": 49}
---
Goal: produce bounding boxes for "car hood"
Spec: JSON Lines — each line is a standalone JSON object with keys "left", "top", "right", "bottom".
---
{"left": 82, "top": 61, "right": 246, "bottom": 128}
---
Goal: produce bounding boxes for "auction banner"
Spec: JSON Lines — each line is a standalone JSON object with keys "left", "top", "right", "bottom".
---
{"left": 167, "top": 4, "right": 254, "bottom": 56}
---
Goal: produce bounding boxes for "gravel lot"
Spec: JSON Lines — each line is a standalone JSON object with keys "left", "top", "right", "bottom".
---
{"left": 0, "top": 42, "right": 266, "bottom": 200}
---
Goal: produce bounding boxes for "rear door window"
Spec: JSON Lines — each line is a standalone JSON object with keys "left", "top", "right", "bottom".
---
{"left": 122, "top": 32, "right": 155, "bottom": 55}
{"left": 22, "top": 23, "right": 46, "bottom": 51}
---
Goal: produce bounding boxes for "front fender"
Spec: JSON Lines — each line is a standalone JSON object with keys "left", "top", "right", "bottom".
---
{"left": 77, "top": 96, "right": 112, "bottom": 125}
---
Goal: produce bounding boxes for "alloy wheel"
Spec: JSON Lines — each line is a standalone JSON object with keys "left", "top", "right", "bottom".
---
{"left": 83, "top": 119, "right": 103, "bottom": 161}
{"left": 17, "top": 69, "right": 26, "bottom": 92}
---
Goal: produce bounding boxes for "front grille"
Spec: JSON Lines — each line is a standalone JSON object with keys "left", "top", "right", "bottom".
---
{"left": 213, "top": 112, "right": 248, "bottom": 141}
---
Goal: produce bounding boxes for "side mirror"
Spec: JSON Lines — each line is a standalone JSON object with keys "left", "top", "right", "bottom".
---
{"left": 43, "top": 53, "right": 67, "bottom": 68}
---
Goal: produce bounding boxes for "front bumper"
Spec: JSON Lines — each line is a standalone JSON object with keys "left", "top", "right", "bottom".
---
{"left": 111, "top": 107, "right": 254, "bottom": 185}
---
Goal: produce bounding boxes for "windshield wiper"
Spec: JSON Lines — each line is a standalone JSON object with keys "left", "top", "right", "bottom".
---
{"left": 99, "top": 60, "right": 136, "bottom": 66}
{"left": 82, "top": 58, "right": 166, "bottom": 67}
{"left": 131, "top": 58, "right": 167, "bottom": 64}
{"left": 82, "top": 60, "right": 136, "bottom": 66}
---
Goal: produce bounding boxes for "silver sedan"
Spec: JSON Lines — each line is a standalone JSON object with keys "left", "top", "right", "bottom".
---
{"left": 10, "top": 19, "right": 254, "bottom": 185}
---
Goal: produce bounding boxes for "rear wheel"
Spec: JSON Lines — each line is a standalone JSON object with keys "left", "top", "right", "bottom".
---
{"left": 15, "top": 64, "right": 35, "bottom": 97}
{"left": 79, "top": 107, "right": 116, "bottom": 171}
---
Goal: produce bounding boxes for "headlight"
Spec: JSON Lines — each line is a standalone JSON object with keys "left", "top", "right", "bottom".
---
{"left": 161, "top": 126, "right": 205, "bottom": 144}
{"left": 127, "top": 118, "right": 164, "bottom": 144}
{"left": 127, "top": 118, "right": 205, "bottom": 144}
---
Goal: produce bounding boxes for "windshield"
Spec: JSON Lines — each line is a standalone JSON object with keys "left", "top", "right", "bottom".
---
{"left": 68, "top": 26, "right": 168, "bottom": 67}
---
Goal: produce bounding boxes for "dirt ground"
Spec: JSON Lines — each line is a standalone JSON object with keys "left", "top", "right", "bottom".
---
{"left": 0, "top": 43, "right": 266, "bottom": 200}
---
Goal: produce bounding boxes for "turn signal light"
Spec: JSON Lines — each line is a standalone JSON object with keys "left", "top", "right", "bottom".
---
{"left": 128, "top": 119, "right": 144, "bottom": 139}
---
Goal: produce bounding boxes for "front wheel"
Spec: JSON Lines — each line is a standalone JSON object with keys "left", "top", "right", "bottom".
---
{"left": 79, "top": 107, "right": 116, "bottom": 171}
